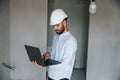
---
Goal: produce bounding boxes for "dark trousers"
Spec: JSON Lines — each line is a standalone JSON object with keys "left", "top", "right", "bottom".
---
{"left": 48, "top": 77, "right": 69, "bottom": 80}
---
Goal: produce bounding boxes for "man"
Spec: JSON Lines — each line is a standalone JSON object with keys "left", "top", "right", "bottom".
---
{"left": 33, "top": 9, "right": 77, "bottom": 80}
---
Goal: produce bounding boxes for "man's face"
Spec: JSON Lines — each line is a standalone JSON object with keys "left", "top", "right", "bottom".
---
{"left": 53, "top": 22, "right": 65, "bottom": 34}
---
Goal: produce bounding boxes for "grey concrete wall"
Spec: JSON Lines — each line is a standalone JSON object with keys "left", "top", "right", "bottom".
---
{"left": 87, "top": 0, "right": 120, "bottom": 80}
{"left": 0, "top": 0, "right": 10, "bottom": 80}
{"left": 10, "top": 0, "right": 47, "bottom": 80}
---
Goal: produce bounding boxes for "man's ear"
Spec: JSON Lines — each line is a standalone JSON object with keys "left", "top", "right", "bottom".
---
{"left": 63, "top": 20, "right": 67, "bottom": 26}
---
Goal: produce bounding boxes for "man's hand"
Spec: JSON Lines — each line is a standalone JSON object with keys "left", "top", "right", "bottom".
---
{"left": 32, "top": 52, "right": 50, "bottom": 67}
{"left": 43, "top": 52, "right": 51, "bottom": 61}
{"left": 32, "top": 60, "right": 41, "bottom": 67}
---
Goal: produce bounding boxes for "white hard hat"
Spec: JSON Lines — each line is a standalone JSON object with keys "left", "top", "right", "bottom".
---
{"left": 50, "top": 9, "right": 68, "bottom": 25}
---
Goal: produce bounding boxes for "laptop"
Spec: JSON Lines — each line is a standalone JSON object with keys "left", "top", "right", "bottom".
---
{"left": 24, "top": 45, "right": 61, "bottom": 66}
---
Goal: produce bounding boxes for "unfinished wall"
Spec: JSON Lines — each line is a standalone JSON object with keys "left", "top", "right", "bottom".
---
{"left": 0, "top": 0, "right": 10, "bottom": 80}
{"left": 87, "top": 0, "right": 120, "bottom": 80}
{"left": 10, "top": 0, "right": 47, "bottom": 80}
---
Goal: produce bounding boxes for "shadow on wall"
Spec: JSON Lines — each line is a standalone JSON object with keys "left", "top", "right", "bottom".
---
{"left": 112, "top": 0, "right": 120, "bottom": 8}
{"left": 118, "top": 71, "right": 120, "bottom": 80}
{"left": 0, "top": 0, "right": 4, "bottom": 5}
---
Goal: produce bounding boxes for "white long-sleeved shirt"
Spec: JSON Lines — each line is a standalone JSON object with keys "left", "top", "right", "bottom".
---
{"left": 48, "top": 32, "right": 77, "bottom": 80}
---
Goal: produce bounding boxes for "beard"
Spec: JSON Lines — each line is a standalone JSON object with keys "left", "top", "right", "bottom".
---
{"left": 55, "top": 26, "right": 65, "bottom": 35}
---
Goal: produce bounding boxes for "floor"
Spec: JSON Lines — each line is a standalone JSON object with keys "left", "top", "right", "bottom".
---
{"left": 71, "top": 68, "right": 86, "bottom": 80}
